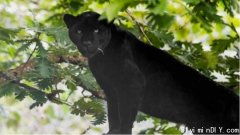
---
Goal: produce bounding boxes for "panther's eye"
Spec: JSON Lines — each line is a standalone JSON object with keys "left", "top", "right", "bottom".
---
{"left": 77, "top": 30, "right": 82, "bottom": 34}
{"left": 94, "top": 29, "right": 99, "bottom": 33}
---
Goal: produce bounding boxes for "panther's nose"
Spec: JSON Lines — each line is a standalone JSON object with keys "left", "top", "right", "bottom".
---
{"left": 83, "top": 41, "right": 92, "bottom": 46}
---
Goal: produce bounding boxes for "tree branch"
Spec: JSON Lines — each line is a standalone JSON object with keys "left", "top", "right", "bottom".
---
{"left": 0, "top": 54, "right": 105, "bottom": 100}
{"left": 20, "top": 42, "right": 38, "bottom": 74}
{"left": 0, "top": 72, "right": 42, "bottom": 93}
{"left": 48, "top": 54, "right": 88, "bottom": 65}
{"left": 0, "top": 71, "right": 104, "bottom": 113}
{"left": 126, "top": 10, "right": 153, "bottom": 45}
{"left": 75, "top": 78, "right": 106, "bottom": 100}
{"left": 0, "top": 54, "right": 87, "bottom": 82}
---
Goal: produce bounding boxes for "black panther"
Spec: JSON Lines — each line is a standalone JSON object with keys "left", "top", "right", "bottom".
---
{"left": 63, "top": 11, "right": 239, "bottom": 134}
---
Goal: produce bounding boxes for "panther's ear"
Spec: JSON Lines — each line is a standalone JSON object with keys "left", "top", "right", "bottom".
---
{"left": 63, "top": 14, "right": 77, "bottom": 28}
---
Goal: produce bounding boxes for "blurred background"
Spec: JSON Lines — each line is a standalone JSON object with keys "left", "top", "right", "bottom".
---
{"left": 0, "top": 0, "right": 239, "bottom": 134}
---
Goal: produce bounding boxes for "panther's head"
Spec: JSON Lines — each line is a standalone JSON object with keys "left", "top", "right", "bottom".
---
{"left": 64, "top": 12, "right": 112, "bottom": 58}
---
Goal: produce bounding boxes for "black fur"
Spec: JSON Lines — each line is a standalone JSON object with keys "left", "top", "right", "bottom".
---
{"left": 64, "top": 11, "right": 239, "bottom": 134}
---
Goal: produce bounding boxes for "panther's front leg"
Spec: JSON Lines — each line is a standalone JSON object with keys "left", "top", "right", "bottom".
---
{"left": 115, "top": 59, "right": 146, "bottom": 134}
{"left": 105, "top": 91, "right": 120, "bottom": 134}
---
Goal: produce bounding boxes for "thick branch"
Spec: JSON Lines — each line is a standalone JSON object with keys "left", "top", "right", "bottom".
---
{"left": 48, "top": 54, "right": 88, "bottom": 65}
{"left": 0, "top": 54, "right": 87, "bottom": 82}
{"left": 0, "top": 54, "right": 105, "bottom": 100}
{"left": 0, "top": 55, "right": 83, "bottom": 80}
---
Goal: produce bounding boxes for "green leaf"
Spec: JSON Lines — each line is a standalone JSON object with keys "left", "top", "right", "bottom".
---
{"left": 106, "top": 1, "right": 125, "bottom": 21}
{"left": 147, "top": 13, "right": 174, "bottom": 30}
{"left": 221, "top": 0, "right": 238, "bottom": 17}
{"left": 29, "top": 90, "right": 47, "bottom": 109}
{"left": 71, "top": 98, "right": 106, "bottom": 125}
{"left": 162, "top": 127, "right": 182, "bottom": 134}
{"left": 38, "top": 61, "right": 51, "bottom": 78}
{"left": 147, "top": 30, "right": 174, "bottom": 47}
{"left": 136, "top": 112, "right": 148, "bottom": 122}
{"left": 150, "top": 0, "right": 167, "bottom": 15}
{"left": 0, "top": 27, "right": 19, "bottom": 43}
{"left": 37, "top": 41, "right": 48, "bottom": 57}
{"left": 29, "top": 90, "right": 47, "bottom": 103}
{"left": 93, "top": 110, "right": 107, "bottom": 125}
{"left": 36, "top": 55, "right": 53, "bottom": 79}
{"left": 66, "top": 79, "right": 77, "bottom": 91}
{"left": 105, "top": 0, "right": 132, "bottom": 22}
{"left": 203, "top": 52, "right": 218, "bottom": 69}
{"left": 0, "top": 83, "right": 18, "bottom": 98}
{"left": 225, "top": 56, "right": 239, "bottom": 71}
{"left": 146, "top": 31, "right": 164, "bottom": 48}
{"left": 37, "top": 78, "right": 53, "bottom": 90}
{"left": 77, "top": 69, "right": 99, "bottom": 90}
{"left": 30, "top": 102, "right": 44, "bottom": 109}
{"left": 69, "top": 1, "right": 84, "bottom": 11}
{"left": 195, "top": 52, "right": 218, "bottom": 70}
{"left": 190, "top": 2, "right": 223, "bottom": 31}
{"left": 16, "top": 41, "right": 32, "bottom": 54}
{"left": 183, "top": 0, "right": 201, "bottom": 5}
{"left": 43, "top": 27, "right": 72, "bottom": 46}
{"left": 8, "top": 47, "right": 16, "bottom": 57}
{"left": 15, "top": 90, "right": 28, "bottom": 101}
{"left": 0, "top": 61, "right": 16, "bottom": 71}
{"left": 211, "top": 38, "right": 235, "bottom": 54}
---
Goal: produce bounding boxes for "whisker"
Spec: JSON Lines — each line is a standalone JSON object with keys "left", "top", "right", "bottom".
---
{"left": 97, "top": 48, "right": 104, "bottom": 55}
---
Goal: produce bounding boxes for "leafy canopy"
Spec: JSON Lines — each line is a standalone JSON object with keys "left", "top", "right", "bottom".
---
{"left": 0, "top": 0, "right": 239, "bottom": 134}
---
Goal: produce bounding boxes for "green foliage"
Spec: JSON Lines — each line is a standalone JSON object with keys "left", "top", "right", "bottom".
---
{"left": 135, "top": 112, "right": 148, "bottom": 122}
{"left": 0, "top": 82, "right": 19, "bottom": 98}
{"left": 105, "top": 0, "right": 130, "bottom": 21}
{"left": 6, "top": 112, "right": 21, "bottom": 128}
{"left": 221, "top": 0, "right": 239, "bottom": 17}
{"left": 212, "top": 37, "right": 236, "bottom": 53}
{"left": 0, "top": 81, "right": 47, "bottom": 110}
{"left": 162, "top": 127, "right": 182, "bottom": 134}
{"left": 14, "top": 90, "right": 28, "bottom": 101}
{"left": 139, "top": 118, "right": 183, "bottom": 134}
{"left": 43, "top": 27, "right": 74, "bottom": 48}
{"left": 71, "top": 98, "right": 106, "bottom": 125}
{"left": 0, "top": 0, "right": 239, "bottom": 134}
{"left": 0, "top": 27, "right": 20, "bottom": 43}
{"left": 77, "top": 68, "right": 100, "bottom": 90}
{"left": 147, "top": 13, "right": 175, "bottom": 30}
{"left": 183, "top": 0, "right": 201, "bottom": 5}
